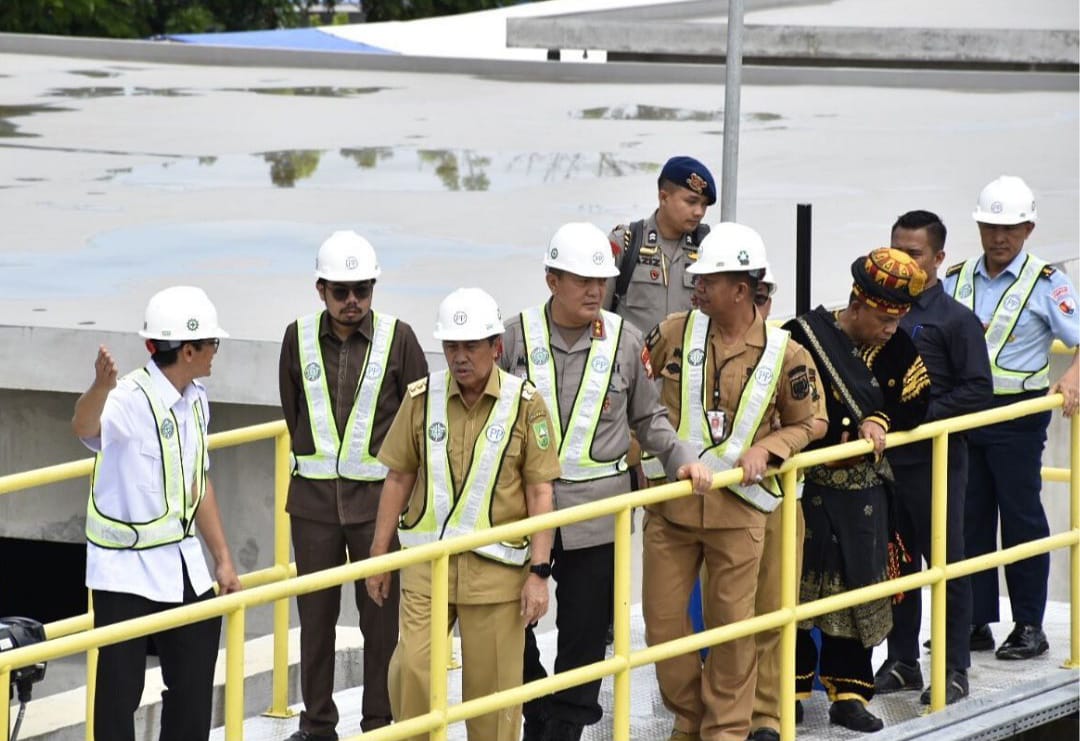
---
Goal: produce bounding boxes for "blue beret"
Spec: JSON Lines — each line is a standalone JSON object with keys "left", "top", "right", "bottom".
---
{"left": 658, "top": 156, "right": 716, "bottom": 205}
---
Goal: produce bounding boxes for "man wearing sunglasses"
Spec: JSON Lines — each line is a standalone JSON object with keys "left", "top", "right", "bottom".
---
{"left": 278, "top": 230, "right": 428, "bottom": 740}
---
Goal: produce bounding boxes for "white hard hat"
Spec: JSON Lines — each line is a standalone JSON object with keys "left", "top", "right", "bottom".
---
{"left": 315, "top": 230, "right": 381, "bottom": 282}
{"left": 139, "top": 286, "right": 229, "bottom": 341}
{"left": 686, "top": 222, "right": 769, "bottom": 274}
{"left": 543, "top": 222, "right": 619, "bottom": 278}
{"left": 433, "top": 287, "right": 505, "bottom": 341}
{"left": 761, "top": 262, "right": 777, "bottom": 293}
{"left": 972, "top": 175, "right": 1037, "bottom": 225}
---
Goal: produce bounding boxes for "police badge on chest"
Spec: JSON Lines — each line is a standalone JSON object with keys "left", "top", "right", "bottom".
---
{"left": 706, "top": 409, "right": 727, "bottom": 444}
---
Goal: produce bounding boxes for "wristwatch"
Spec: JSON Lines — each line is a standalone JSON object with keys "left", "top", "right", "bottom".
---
{"left": 529, "top": 563, "right": 552, "bottom": 579}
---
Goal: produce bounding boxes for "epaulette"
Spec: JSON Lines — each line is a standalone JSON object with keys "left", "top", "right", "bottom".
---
{"left": 1040, "top": 265, "right": 1057, "bottom": 280}
{"left": 621, "top": 227, "right": 632, "bottom": 248}
{"left": 521, "top": 381, "right": 537, "bottom": 401}
{"left": 945, "top": 263, "right": 964, "bottom": 278}
{"left": 407, "top": 378, "right": 428, "bottom": 398}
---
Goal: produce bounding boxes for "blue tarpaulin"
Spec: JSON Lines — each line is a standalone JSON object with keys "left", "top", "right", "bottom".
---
{"left": 168, "top": 27, "right": 396, "bottom": 54}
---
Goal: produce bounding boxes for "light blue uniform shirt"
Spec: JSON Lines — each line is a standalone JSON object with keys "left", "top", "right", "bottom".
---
{"left": 943, "top": 251, "right": 1079, "bottom": 390}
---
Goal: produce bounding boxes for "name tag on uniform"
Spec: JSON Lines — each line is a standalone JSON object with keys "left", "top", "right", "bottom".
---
{"left": 706, "top": 410, "right": 727, "bottom": 444}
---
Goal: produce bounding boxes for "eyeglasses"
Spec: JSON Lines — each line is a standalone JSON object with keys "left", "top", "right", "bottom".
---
{"left": 327, "top": 282, "right": 373, "bottom": 302}
{"left": 189, "top": 338, "right": 221, "bottom": 351}
{"left": 753, "top": 293, "right": 772, "bottom": 307}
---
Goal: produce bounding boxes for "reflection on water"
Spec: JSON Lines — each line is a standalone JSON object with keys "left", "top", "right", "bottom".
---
{"left": 223, "top": 86, "right": 389, "bottom": 97}
{"left": 44, "top": 87, "right": 194, "bottom": 98}
{"left": 100, "top": 147, "right": 658, "bottom": 191}
{"left": 576, "top": 105, "right": 783, "bottom": 123}
{"left": 68, "top": 70, "right": 120, "bottom": 78}
{"left": 0, "top": 104, "right": 74, "bottom": 138}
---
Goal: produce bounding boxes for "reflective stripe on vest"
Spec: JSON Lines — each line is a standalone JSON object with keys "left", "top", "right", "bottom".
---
{"left": 678, "top": 311, "right": 788, "bottom": 513}
{"left": 521, "top": 306, "right": 627, "bottom": 482}
{"left": 86, "top": 370, "right": 206, "bottom": 550}
{"left": 953, "top": 255, "right": 1047, "bottom": 394}
{"left": 293, "top": 311, "right": 396, "bottom": 480}
{"left": 397, "top": 369, "right": 530, "bottom": 566}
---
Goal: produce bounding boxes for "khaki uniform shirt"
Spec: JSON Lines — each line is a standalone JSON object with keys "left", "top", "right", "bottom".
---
{"left": 643, "top": 311, "right": 822, "bottom": 529}
{"left": 279, "top": 310, "right": 428, "bottom": 525}
{"left": 378, "top": 368, "right": 561, "bottom": 604}
{"left": 500, "top": 304, "right": 695, "bottom": 550}
{"left": 604, "top": 211, "right": 701, "bottom": 335}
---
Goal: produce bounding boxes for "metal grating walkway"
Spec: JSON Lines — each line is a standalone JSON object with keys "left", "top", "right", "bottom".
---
{"left": 224, "top": 597, "right": 1078, "bottom": 740}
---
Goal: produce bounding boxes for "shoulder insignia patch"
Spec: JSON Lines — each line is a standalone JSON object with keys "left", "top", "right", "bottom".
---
{"left": 644, "top": 324, "right": 661, "bottom": 350}
{"left": 521, "top": 381, "right": 537, "bottom": 401}
{"left": 945, "top": 263, "right": 964, "bottom": 277}
{"left": 407, "top": 378, "right": 428, "bottom": 398}
{"left": 1040, "top": 265, "right": 1057, "bottom": 280}
{"left": 623, "top": 228, "right": 632, "bottom": 248}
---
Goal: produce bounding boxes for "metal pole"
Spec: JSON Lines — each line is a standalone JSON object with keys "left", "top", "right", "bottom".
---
{"left": 795, "top": 204, "right": 812, "bottom": 315}
{"left": 720, "top": 0, "right": 744, "bottom": 221}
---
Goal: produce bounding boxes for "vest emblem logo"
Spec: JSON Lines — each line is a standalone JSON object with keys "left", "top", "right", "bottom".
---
{"left": 959, "top": 284, "right": 973, "bottom": 299}
{"left": 366, "top": 362, "right": 382, "bottom": 379}
{"left": 755, "top": 367, "right": 774, "bottom": 386}
{"left": 1003, "top": 295, "right": 1022, "bottom": 311}
{"left": 304, "top": 362, "right": 321, "bottom": 382}
{"left": 530, "top": 347, "right": 550, "bottom": 365}
{"left": 591, "top": 356, "right": 610, "bottom": 373}
{"left": 428, "top": 422, "right": 447, "bottom": 443}
{"left": 160, "top": 419, "right": 176, "bottom": 439}
{"left": 486, "top": 424, "right": 506, "bottom": 443}
{"left": 687, "top": 348, "right": 705, "bottom": 367}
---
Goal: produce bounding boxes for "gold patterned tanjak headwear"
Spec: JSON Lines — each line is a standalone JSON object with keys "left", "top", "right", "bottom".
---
{"left": 850, "top": 247, "right": 927, "bottom": 317}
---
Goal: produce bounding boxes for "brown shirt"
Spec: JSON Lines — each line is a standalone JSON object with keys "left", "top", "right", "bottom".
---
{"left": 279, "top": 310, "right": 428, "bottom": 525}
{"left": 378, "top": 367, "right": 561, "bottom": 604}
{"left": 643, "top": 310, "right": 823, "bottom": 529}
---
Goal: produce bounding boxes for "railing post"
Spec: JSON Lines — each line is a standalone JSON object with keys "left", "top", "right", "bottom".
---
{"left": 1, "top": 668, "right": 10, "bottom": 741}
{"left": 225, "top": 606, "right": 246, "bottom": 739}
{"left": 86, "top": 591, "right": 97, "bottom": 741}
{"left": 928, "top": 432, "right": 949, "bottom": 710}
{"left": 612, "top": 507, "right": 632, "bottom": 741}
{"left": 1069, "top": 411, "right": 1079, "bottom": 669}
{"left": 430, "top": 553, "right": 450, "bottom": 741}
{"left": 779, "top": 467, "right": 799, "bottom": 741}
{"left": 267, "top": 431, "right": 294, "bottom": 717}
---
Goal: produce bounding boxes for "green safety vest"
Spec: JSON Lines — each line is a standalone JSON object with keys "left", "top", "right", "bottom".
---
{"left": 952, "top": 255, "right": 1048, "bottom": 394}
{"left": 645, "top": 311, "right": 787, "bottom": 512}
{"left": 397, "top": 369, "right": 531, "bottom": 566}
{"left": 520, "top": 306, "right": 628, "bottom": 482}
{"left": 86, "top": 369, "right": 205, "bottom": 550}
{"left": 293, "top": 310, "right": 396, "bottom": 480}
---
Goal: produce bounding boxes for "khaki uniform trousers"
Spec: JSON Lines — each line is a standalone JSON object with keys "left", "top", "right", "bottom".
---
{"left": 389, "top": 587, "right": 525, "bottom": 741}
{"left": 751, "top": 504, "right": 805, "bottom": 733}
{"left": 643, "top": 512, "right": 765, "bottom": 741}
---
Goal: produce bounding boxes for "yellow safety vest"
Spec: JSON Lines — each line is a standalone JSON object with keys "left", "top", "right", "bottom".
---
{"left": 397, "top": 369, "right": 531, "bottom": 566}
{"left": 293, "top": 310, "right": 396, "bottom": 480}
{"left": 952, "top": 255, "right": 1048, "bottom": 394}
{"left": 86, "top": 369, "right": 205, "bottom": 550}
{"left": 521, "top": 306, "right": 628, "bottom": 482}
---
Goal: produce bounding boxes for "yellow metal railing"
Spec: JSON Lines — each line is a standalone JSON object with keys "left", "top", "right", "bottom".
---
{"left": 0, "top": 394, "right": 1075, "bottom": 741}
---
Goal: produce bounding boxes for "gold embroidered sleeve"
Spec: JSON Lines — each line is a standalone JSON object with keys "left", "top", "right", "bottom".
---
{"left": 901, "top": 356, "right": 931, "bottom": 403}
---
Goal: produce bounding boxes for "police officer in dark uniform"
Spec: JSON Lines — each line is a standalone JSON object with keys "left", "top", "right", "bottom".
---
{"left": 605, "top": 155, "right": 716, "bottom": 334}
{"left": 874, "top": 210, "right": 993, "bottom": 707}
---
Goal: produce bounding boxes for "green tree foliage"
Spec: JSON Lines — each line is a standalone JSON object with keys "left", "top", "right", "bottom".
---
{"left": 362, "top": 0, "right": 514, "bottom": 23}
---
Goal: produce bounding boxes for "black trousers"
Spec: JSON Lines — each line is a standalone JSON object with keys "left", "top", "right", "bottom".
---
{"left": 795, "top": 629, "right": 873, "bottom": 703}
{"left": 93, "top": 564, "right": 221, "bottom": 741}
{"left": 291, "top": 516, "right": 398, "bottom": 734}
{"left": 523, "top": 533, "right": 614, "bottom": 727}
{"left": 888, "top": 443, "right": 972, "bottom": 670}
{"left": 965, "top": 408, "right": 1052, "bottom": 626}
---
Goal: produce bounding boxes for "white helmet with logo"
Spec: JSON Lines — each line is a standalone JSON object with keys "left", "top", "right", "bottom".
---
{"left": 761, "top": 262, "right": 777, "bottom": 292}
{"left": 139, "top": 286, "right": 229, "bottom": 341}
{"left": 315, "top": 230, "right": 381, "bottom": 281}
{"left": 686, "top": 222, "right": 768, "bottom": 274}
{"left": 543, "top": 222, "right": 619, "bottom": 278}
{"left": 972, "top": 175, "right": 1037, "bottom": 225}
{"left": 433, "top": 287, "right": 505, "bottom": 341}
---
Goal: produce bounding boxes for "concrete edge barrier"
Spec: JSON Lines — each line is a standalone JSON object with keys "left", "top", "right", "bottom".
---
{"left": 506, "top": 18, "right": 1080, "bottom": 69}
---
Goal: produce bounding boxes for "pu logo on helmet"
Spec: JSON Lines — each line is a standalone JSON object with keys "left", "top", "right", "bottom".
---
{"left": 453, "top": 311, "right": 468, "bottom": 325}
{"left": 991, "top": 201, "right": 1003, "bottom": 214}
{"left": 345, "top": 256, "right": 359, "bottom": 270}
{"left": 428, "top": 422, "right": 447, "bottom": 442}
{"left": 486, "top": 425, "right": 506, "bottom": 443}
{"left": 592, "top": 251, "right": 604, "bottom": 265}
{"left": 530, "top": 348, "right": 550, "bottom": 365}
{"left": 187, "top": 318, "right": 199, "bottom": 331}
{"left": 687, "top": 348, "right": 705, "bottom": 366}
{"left": 550, "top": 248, "right": 559, "bottom": 260}
{"left": 737, "top": 250, "right": 750, "bottom": 266}
{"left": 304, "top": 362, "right": 321, "bottom": 382}
{"left": 160, "top": 419, "right": 176, "bottom": 439}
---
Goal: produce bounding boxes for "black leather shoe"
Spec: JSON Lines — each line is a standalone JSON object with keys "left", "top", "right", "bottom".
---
{"left": 873, "top": 658, "right": 923, "bottom": 693}
{"left": 748, "top": 728, "right": 780, "bottom": 741}
{"left": 829, "top": 700, "right": 884, "bottom": 733}
{"left": 924, "top": 623, "right": 996, "bottom": 652}
{"left": 541, "top": 718, "right": 584, "bottom": 741}
{"left": 920, "top": 669, "right": 969, "bottom": 705}
{"left": 995, "top": 623, "right": 1049, "bottom": 660}
{"left": 287, "top": 731, "right": 338, "bottom": 741}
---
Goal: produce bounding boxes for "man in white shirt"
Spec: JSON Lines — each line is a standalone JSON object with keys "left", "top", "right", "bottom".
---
{"left": 72, "top": 285, "right": 242, "bottom": 741}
